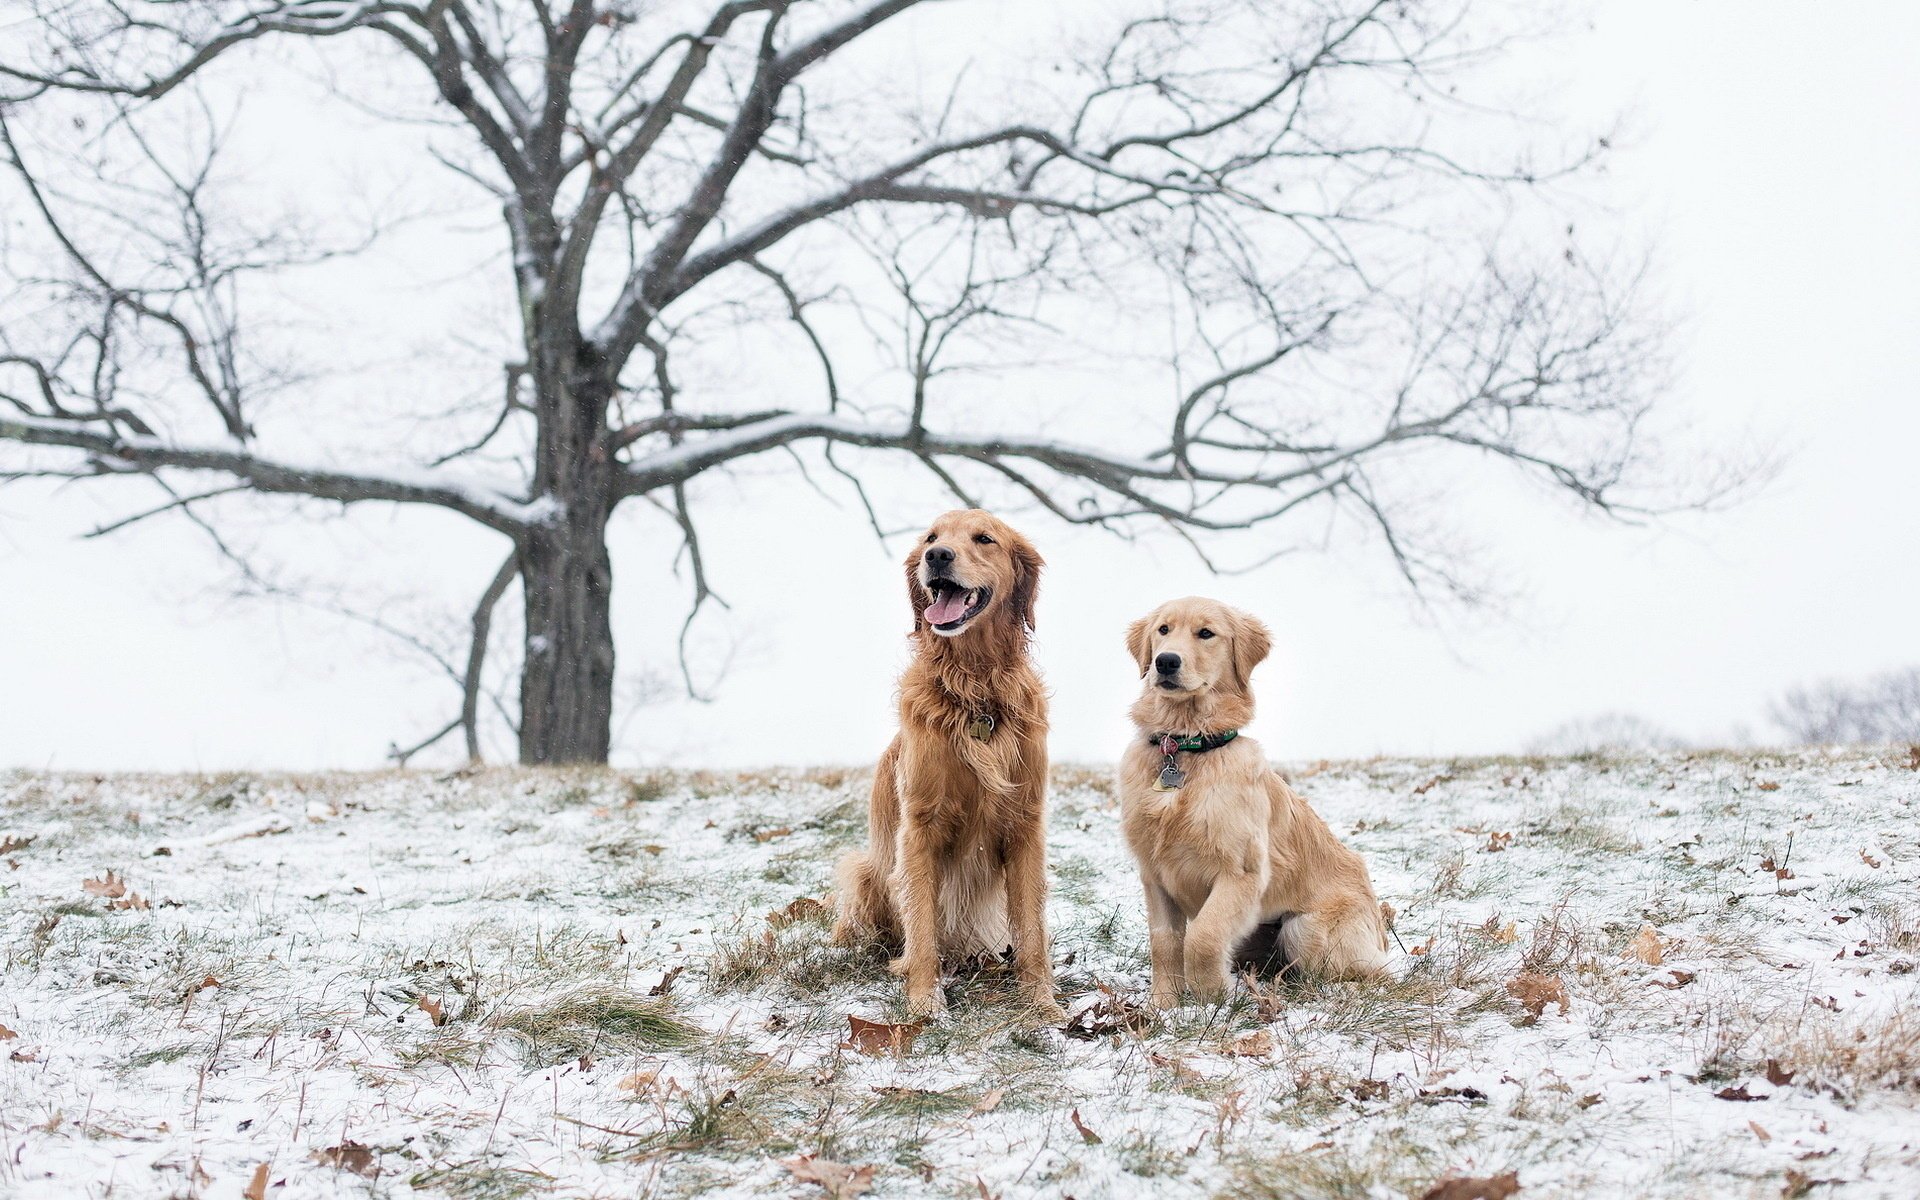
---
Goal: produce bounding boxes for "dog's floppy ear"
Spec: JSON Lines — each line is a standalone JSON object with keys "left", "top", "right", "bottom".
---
{"left": 1007, "top": 533, "right": 1044, "bottom": 633}
{"left": 903, "top": 544, "right": 929, "bottom": 634}
{"left": 1228, "top": 609, "right": 1272, "bottom": 693}
{"left": 1125, "top": 615, "right": 1155, "bottom": 677}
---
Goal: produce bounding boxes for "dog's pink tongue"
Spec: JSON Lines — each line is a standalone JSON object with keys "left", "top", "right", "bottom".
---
{"left": 925, "top": 590, "right": 969, "bottom": 625}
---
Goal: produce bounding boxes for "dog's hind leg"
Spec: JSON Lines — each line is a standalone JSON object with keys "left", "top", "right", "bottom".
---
{"left": 1280, "top": 896, "right": 1388, "bottom": 980}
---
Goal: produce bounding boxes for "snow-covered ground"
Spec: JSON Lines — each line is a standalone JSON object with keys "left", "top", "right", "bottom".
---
{"left": 2, "top": 750, "right": 1916, "bottom": 1199}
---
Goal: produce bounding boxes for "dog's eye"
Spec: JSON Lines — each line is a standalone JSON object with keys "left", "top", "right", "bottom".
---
{"left": 1196, "top": 628, "right": 1215, "bottom": 640}
{"left": 1157, "top": 624, "right": 1170, "bottom": 636}
{"left": 925, "top": 533, "right": 937, "bottom": 544}
{"left": 973, "top": 533, "right": 995, "bottom": 545}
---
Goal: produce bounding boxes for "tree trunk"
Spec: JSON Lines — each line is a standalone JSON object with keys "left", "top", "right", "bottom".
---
{"left": 518, "top": 359, "right": 619, "bottom": 764}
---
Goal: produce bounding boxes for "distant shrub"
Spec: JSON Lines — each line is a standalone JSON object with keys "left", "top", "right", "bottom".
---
{"left": 1772, "top": 667, "right": 1920, "bottom": 746}
{"left": 1525, "top": 713, "right": 1685, "bottom": 755}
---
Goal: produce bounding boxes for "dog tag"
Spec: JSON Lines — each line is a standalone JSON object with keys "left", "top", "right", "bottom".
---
{"left": 967, "top": 713, "right": 995, "bottom": 741}
{"left": 1155, "top": 760, "right": 1187, "bottom": 791}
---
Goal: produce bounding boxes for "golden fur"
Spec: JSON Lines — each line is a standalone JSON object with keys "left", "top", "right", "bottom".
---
{"left": 832, "top": 510, "right": 1061, "bottom": 1020}
{"left": 1118, "top": 597, "right": 1388, "bottom": 1005}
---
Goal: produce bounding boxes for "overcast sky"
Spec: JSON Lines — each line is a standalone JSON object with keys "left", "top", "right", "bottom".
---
{"left": 3, "top": 0, "right": 1916, "bottom": 772}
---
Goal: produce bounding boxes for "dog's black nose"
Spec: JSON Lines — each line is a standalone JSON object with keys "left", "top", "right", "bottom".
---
{"left": 925, "top": 545, "right": 955, "bottom": 568}
{"left": 1155, "top": 652, "right": 1181, "bottom": 675}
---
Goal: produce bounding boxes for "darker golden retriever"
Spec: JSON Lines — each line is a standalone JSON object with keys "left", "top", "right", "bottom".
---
{"left": 832, "top": 510, "right": 1061, "bottom": 1020}
{"left": 1120, "top": 596, "right": 1388, "bottom": 1005}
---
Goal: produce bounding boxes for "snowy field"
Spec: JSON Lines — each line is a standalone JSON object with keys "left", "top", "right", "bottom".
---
{"left": 2, "top": 750, "right": 1916, "bottom": 1199}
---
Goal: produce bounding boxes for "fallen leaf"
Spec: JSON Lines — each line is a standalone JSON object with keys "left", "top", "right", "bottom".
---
{"left": 1413, "top": 773, "right": 1452, "bottom": 795}
{"left": 110, "top": 892, "right": 150, "bottom": 911}
{"left": 10, "top": 1048, "right": 36, "bottom": 1063}
{"left": 1714, "top": 1084, "right": 1768, "bottom": 1102}
{"left": 1749, "top": 1120, "right": 1772, "bottom": 1143}
{"left": 640, "top": 844, "right": 665, "bottom": 855}
{"left": 1491, "top": 920, "right": 1520, "bottom": 945}
{"left": 1069, "top": 1108, "right": 1103, "bottom": 1144}
{"left": 1576, "top": 1093, "right": 1603, "bottom": 1109}
{"left": 416, "top": 995, "right": 446, "bottom": 1027}
{"left": 842, "top": 1015, "right": 923, "bottom": 1058}
{"left": 1650, "top": 969, "right": 1696, "bottom": 990}
{"left": 0, "top": 835, "right": 33, "bottom": 855}
{"left": 1757, "top": 781, "right": 1780, "bottom": 791}
{"left": 617, "top": 1069, "right": 660, "bottom": 1095}
{"left": 1231, "top": 1029, "right": 1273, "bottom": 1057}
{"left": 1626, "top": 925, "right": 1665, "bottom": 966}
{"left": 0, "top": 1024, "right": 15, "bottom": 1040}
{"left": 1408, "top": 936, "right": 1434, "bottom": 956}
{"left": 780, "top": 1154, "right": 876, "bottom": 1198}
{"left": 1149, "top": 1052, "right": 1201, "bottom": 1083}
{"left": 648, "top": 965, "right": 684, "bottom": 997}
{"left": 1860, "top": 849, "right": 1882, "bottom": 869}
{"left": 971, "top": 1087, "right": 1006, "bottom": 1115}
{"left": 243, "top": 1163, "right": 270, "bottom": 1200}
{"left": 1418, "top": 1170, "right": 1521, "bottom": 1200}
{"left": 767, "top": 896, "right": 828, "bottom": 928}
{"left": 1484, "top": 831, "right": 1513, "bottom": 853}
{"left": 1379, "top": 900, "right": 1397, "bottom": 928}
{"left": 313, "top": 1141, "right": 378, "bottom": 1177}
{"left": 1506, "top": 972, "right": 1569, "bottom": 1020}
{"left": 753, "top": 826, "right": 794, "bottom": 843}
{"left": 1064, "top": 985, "right": 1152, "bottom": 1039}
{"left": 1351, "top": 1078, "right": 1390, "bottom": 1101}
{"left": 82, "top": 870, "right": 127, "bottom": 899}
{"left": 1765, "top": 1059, "right": 1796, "bottom": 1087}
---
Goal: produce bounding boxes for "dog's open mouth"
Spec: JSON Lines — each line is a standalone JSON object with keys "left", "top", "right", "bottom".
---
{"left": 924, "top": 578, "right": 991, "bottom": 632}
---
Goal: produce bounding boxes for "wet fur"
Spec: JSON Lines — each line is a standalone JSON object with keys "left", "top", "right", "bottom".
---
{"left": 832, "top": 510, "right": 1061, "bottom": 1020}
{"left": 1118, "top": 597, "right": 1388, "bottom": 1005}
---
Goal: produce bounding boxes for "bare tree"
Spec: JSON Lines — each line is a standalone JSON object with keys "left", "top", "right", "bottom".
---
{"left": 1, "top": 0, "right": 1690, "bottom": 764}
{"left": 1772, "top": 668, "right": 1920, "bottom": 746}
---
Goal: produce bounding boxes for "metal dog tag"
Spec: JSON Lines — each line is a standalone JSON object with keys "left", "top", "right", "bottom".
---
{"left": 1155, "top": 759, "right": 1187, "bottom": 791}
{"left": 967, "top": 713, "right": 995, "bottom": 741}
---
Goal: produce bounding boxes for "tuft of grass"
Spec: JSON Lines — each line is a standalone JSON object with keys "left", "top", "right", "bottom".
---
{"left": 495, "top": 987, "right": 698, "bottom": 1066}
{"left": 409, "top": 1163, "right": 554, "bottom": 1199}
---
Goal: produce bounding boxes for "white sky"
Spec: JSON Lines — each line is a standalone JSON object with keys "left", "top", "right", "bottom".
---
{"left": 3, "top": 0, "right": 1917, "bottom": 772}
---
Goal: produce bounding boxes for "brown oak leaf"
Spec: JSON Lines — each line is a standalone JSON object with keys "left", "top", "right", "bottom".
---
{"left": 82, "top": 870, "right": 127, "bottom": 899}
{"left": 1419, "top": 1170, "right": 1521, "bottom": 1200}
{"left": 1507, "top": 972, "right": 1569, "bottom": 1020}
{"left": 0, "top": 835, "right": 33, "bottom": 855}
{"left": 243, "top": 1163, "right": 270, "bottom": 1200}
{"left": 780, "top": 1154, "right": 876, "bottom": 1198}
{"left": 767, "top": 896, "right": 829, "bottom": 928}
{"left": 1069, "top": 1108, "right": 1103, "bottom": 1144}
{"left": 313, "top": 1141, "right": 378, "bottom": 1177}
{"left": 842, "top": 1016, "right": 923, "bottom": 1058}
{"left": 1231, "top": 1029, "right": 1274, "bottom": 1057}
{"left": 416, "top": 995, "right": 446, "bottom": 1027}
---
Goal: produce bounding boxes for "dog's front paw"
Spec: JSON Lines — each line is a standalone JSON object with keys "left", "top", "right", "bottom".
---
{"left": 1149, "top": 982, "right": 1183, "bottom": 1010}
{"left": 1026, "top": 990, "right": 1067, "bottom": 1025}
{"left": 1184, "top": 969, "right": 1230, "bottom": 1002}
{"left": 905, "top": 988, "right": 947, "bottom": 1020}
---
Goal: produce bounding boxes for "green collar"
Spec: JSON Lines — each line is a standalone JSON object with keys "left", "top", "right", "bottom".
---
{"left": 1152, "top": 730, "right": 1239, "bottom": 755}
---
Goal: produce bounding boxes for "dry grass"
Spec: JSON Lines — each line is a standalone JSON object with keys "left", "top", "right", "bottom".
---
{"left": 495, "top": 987, "right": 699, "bottom": 1066}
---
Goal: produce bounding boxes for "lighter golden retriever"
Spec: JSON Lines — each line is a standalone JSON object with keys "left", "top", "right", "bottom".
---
{"left": 832, "top": 510, "right": 1061, "bottom": 1020}
{"left": 1119, "top": 597, "right": 1388, "bottom": 1005}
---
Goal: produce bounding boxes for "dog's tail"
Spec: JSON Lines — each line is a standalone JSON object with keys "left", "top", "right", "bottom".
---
{"left": 831, "top": 848, "right": 898, "bottom": 947}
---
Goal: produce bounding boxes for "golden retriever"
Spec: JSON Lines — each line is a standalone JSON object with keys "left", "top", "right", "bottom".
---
{"left": 832, "top": 510, "right": 1061, "bottom": 1020}
{"left": 1118, "top": 597, "right": 1388, "bottom": 1005}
